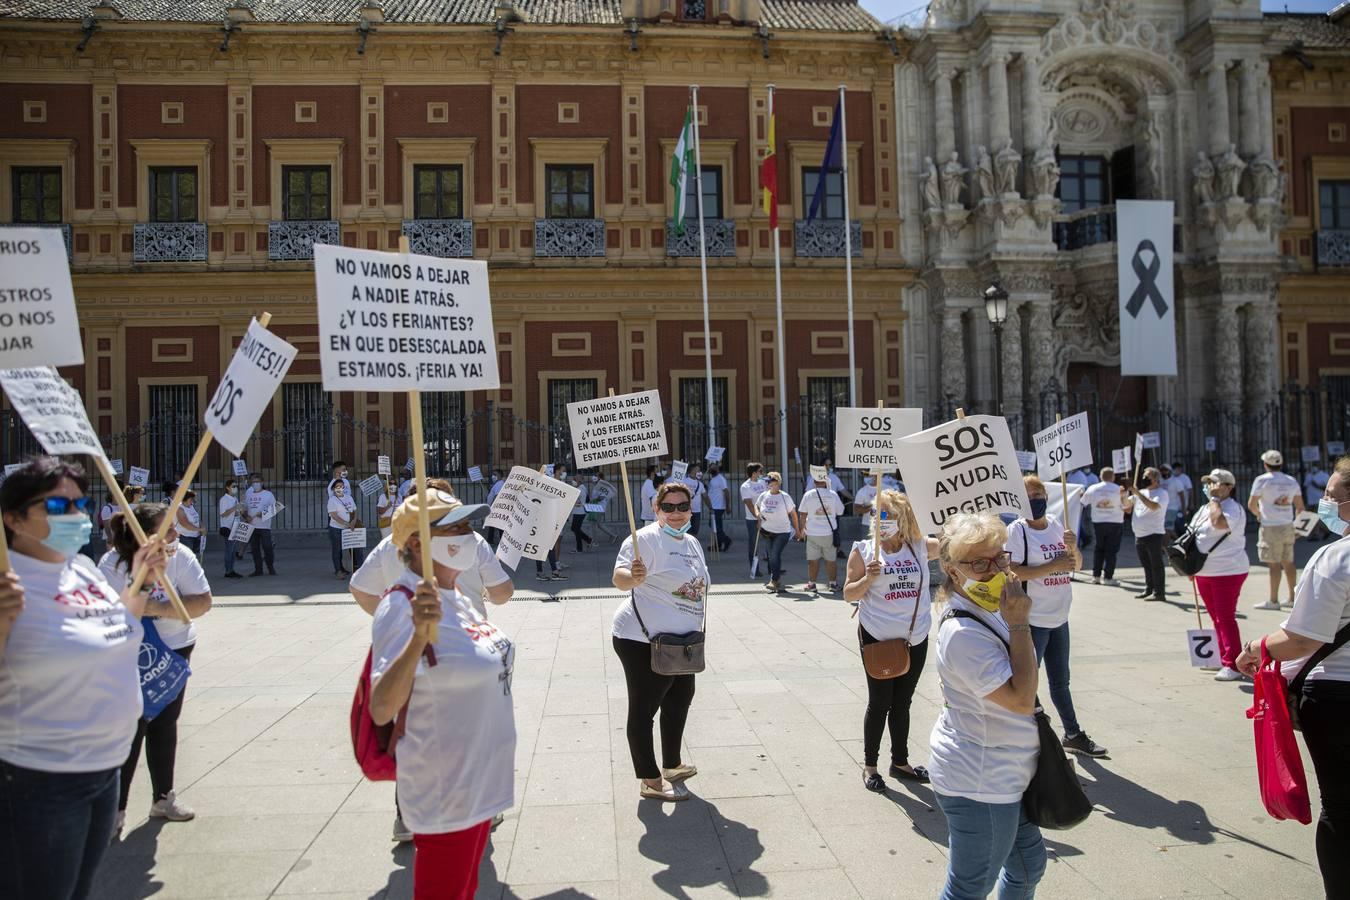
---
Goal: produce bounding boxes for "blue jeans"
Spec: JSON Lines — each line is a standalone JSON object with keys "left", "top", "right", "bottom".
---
{"left": 0, "top": 760, "right": 120, "bottom": 900}
{"left": 936, "top": 793, "right": 1046, "bottom": 900}
{"left": 746, "top": 519, "right": 758, "bottom": 562}
{"left": 764, "top": 530, "right": 791, "bottom": 582}
{"left": 219, "top": 527, "right": 236, "bottom": 574}
{"left": 1030, "top": 623, "right": 1081, "bottom": 738}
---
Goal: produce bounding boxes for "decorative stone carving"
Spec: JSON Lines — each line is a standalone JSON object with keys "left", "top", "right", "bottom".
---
{"left": 974, "top": 145, "right": 995, "bottom": 201}
{"left": 1029, "top": 146, "right": 1060, "bottom": 200}
{"left": 994, "top": 141, "right": 1022, "bottom": 197}
{"left": 1192, "top": 152, "right": 1216, "bottom": 205}
{"left": 1039, "top": 0, "right": 1185, "bottom": 77}
{"left": 1053, "top": 290, "right": 1119, "bottom": 357}
{"left": 921, "top": 156, "right": 942, "bottom": 211}
{"left": 1213, "top": 302, "right": 1242, "bottom": 405}
{"left": 1144, "top": 112, "right": 1164, "bottom": 198}
{"left": 402, "top": 218, "right": 474, "bottom": 259}
{"left": 1249, "top": 154, "right": 1280, "bottom": 203}
{"left": 1215, "top": 144, "right": 1246, "bottom": 200}
{"left": 940, "top": 151, "right": 968, "bottom": 208}
{"left": 940, "top": 307, "right": 967, "bottom": 402}
{"left": 1243, "top": 300, "right": 1279, "bottom": 406}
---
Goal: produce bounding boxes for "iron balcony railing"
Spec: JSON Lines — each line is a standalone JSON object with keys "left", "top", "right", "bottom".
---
{"left": 402, "top": 218, "right": 475, "bottom": 258}
{"left": 534, "top": 218, "right": 606, "bottom": 258}
{"left": 133, "top": 222, "right": 208, "bottom": 262}
{"left": 268, "top": 219, "right": 339, "bottom": 261}
{"left": 793, "top": 219, "right": 862, "bottom": 258}
{"left": 665, "top": 218, "right": 736, "bottom": 257}
{"left": 1315, "top": 229, "right": 1350, "bottom": 268}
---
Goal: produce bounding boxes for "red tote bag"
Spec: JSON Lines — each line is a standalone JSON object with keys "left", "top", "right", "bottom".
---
{"left": 1246, "top": 639, "right": 1312, "bottom": 825}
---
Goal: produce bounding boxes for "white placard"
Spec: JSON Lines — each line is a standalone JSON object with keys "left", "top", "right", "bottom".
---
{"left": 341, "top": 527, "right": 368, "bottom": 550}
{"left": 809, "top": 464, "right": 828, "bottom": 482}
{"left": 404, "top": 457, "right": 415, "bottom": 473}
{"left": 1294, "top": 510, "right": 1319, "bottom": 539}
{"left": 1328, "top": 441, "right": 1346, "bottom": 457}
{"left": 484, "top": 466, "right": 580, "bottom": 569}
{"left": 1140, "top": 431, "right": 1161, "bottom": 449}
{"left": 0, "top": 463, "right": 23, "bottom": 483}
{"left": 250, "top": 501, "right": 284, "bottom": 524}
{"left": 128, "top": 466, "right": 149, "bottom": 487}
{"left": 670, "top": 460, "right": 688, "bottom": 480}
{"left": 1046, "top": 481, "right": 1084, "bottom": 533}
{"left": 543, "top": 464, "right": 555, "bottom": 477}
{"left": 1133, "top": 433, "right": 1144, "bottom": 468}
{"left": 705, "top": 446, "right": 725, "bottom": 463}
{"left": 0, "top": 367, "right": 107, "bottom": 462}
{"left": 1117, "top": 200, "right": 1177, "bottom": 376}
{"left": 232, "top": 459, "right": 248, "bottom": 477}
{"left": 834, "top": 408, "right": 925, "bottom": 472}
{"left": 1031, "top": 412, "right": 1092, "bottom": 481}
{"left": 228, "top": 520, "right": 254, "bottom": 544}
{"left": 1302, "top": 445, "right": 1322, "bottom": 464}
{"left": 0, "top": 227, "right": 82, "bottom": 369}
{"left": 358, "top": 473, "right": 384, "bottom": 497}
{"left": 1112, "top": 447, "right": 1131, "bottom": 473}
{"left": 314, "top": 245, "right": 498, "bottom": 392}
{"left": 110, "top": 458, "right": 124, "bottom": 475}
{"left": 793, "top": 447, "right": 801, "bottom": 465}
{"left": 1204, "top": 435, "right": 1217, "bottom": 452}
{"left": 1015, "top": 451, "right": 1036, "bottom": 472}
{"left": 1188, "top": 629, "right": 1219, "bottom": 668}
{"left": 566, "top": 389, "right": 668, "bottom": 468}
{"left": 378, "top": 455, "right": 392, "bottom": 476}
{"left": 584, "top": 502, "right": 605, "bottom": 514}
{"left": 895, "top": 415, "right": 1031, "bottom": 534}
{"left": 468, "top": 465, "right": 483, "bottom": 483}
{"left": 205, "top": 319, "right": 298, "bottom": 456}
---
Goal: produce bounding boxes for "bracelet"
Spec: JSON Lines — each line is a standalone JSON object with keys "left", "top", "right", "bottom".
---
{"left": 1008, "top": 624, "right": 1031, "bottom": 633}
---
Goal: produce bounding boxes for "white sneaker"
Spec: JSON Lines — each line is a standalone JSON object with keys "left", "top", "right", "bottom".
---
{"left": 111, "top": 810, "right": 126, "bottom": 843}
{"left": 1214, "top": 666, "right": 1243, "bottom": 682}
{"left": 1253, "top": 600, "right": 1282, "bottom": 611}
{"left": 1103, "top": 578, "right": 1119, "bottom": 586}
{"left": 392, "top": 814, "right": 413, "bottom": 842}
{"left": 148, "top": 791, "right": 195, "bottom": 821}
{"left": 1091, "top": 576, "right": 1101, "bottom": 585}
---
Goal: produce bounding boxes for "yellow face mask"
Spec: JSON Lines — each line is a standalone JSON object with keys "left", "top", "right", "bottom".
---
{"left": 962, "top": 571, "right": 1008, "bottom": 613}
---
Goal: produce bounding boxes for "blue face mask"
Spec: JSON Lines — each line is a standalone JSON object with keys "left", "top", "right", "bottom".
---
{"left": 1318, "top": 497, "right": 1349, "bottom": 537}
{"left": 1029, "top": 497, "right": 1048, "bottom": 520}
{"left": 41, "top": 513, "right": 93, "bottom": 558}
{"left": 661, "top": 521, "right": 691, "bottom": 538}
{"left": 1202, "top": 485, "right": 1215, "bottom": 502}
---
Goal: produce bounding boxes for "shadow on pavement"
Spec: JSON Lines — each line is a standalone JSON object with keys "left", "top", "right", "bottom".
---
{"left": 370, "top": 842, "right": 413, "bottom": 898}
{"left": 103, "top": 817, "right": 169, "bottom": 899}
{"left": 633, "top": 795, "right": 767, "bottom": 899}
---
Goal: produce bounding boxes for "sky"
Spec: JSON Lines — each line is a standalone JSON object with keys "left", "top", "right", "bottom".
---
{"left": 858, "top": 0, "right": 1341, "bottom": 29}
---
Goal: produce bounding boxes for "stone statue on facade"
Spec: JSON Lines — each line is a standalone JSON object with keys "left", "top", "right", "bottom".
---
{"left": 921, "top": 156, "right": 942, "bottom": 210}
{"left": 1144, "top": 113, "right": 1164, "bottom": 197}
{"left": 994, "top": 141, "right": 1022, "bottom": 196}
{"left": 1249, "top": 153, "right": 1280, "bottom": 203}
{"left": 1216, "top": 143, "right": 1246, "bottom": 200}
{"left": 940, "top": 151, "right": 968, "bottom": 207}
{"left": 1192, "top": 151, "right": 1215, "bottom": 206}
{"left": 1029, "top": 145, "right": 1060, "bottom": 199}
{"left": 975, "top": 145, "right": 995, "bottom": 200}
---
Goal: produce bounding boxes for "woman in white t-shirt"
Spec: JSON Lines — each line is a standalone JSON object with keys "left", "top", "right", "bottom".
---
{"left": 1188, "top": 469, "right": 1251, "bottom": 682}
{"left": 611, "top": 482, "right": 709, "bottom": 802}
{"left": 843, "top": 490, "right": 939, "bottom": 792}
{"left": 369, "top": 488, "right": 514, "bottom": 897}
{"left": 376, "top": 479, "right": 397, "bottom": 538}
{"left": 100, "top": 502, "right": 214, "bottom": 837}
{"left": 0, "top": 457, "right": 169, "bottom": 900}
{"left": 1236, "top": 456, "right": 1350, "bottom": 898}
{"left": 754, "top": 472, "right": 799, "bottom": 593}
{"left": 327, "top": 479, "right": 364, "bottom": 579}
{"left": 175, "top": 489, "right": 203, "bottom": 556}
{"left": 929, "top": 512, "right": 1044, "bottom": 900}
{"left": 1007, "top": 475, "right": 1106, "bottom": 759}
{"left": 218, "top": 478, "right": 242, "bottom": 579}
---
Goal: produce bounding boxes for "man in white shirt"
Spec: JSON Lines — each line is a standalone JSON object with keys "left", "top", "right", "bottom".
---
{"left": 243, "top": 473, "right": 278, "bottom": 576}
{"left": 682, "top": 465, "right": 707, "bottom": 538}
{"left": 1170, "top": 462, "right": 1193, "bottom": 515}
{"left": 740, "top": 462, "right": 767, "bottom": 563}
{"left": 799, "top": 474, "right": 845, "bottom": 592}
{"left": 326, "top": 460, "right": 351, "bottom": 498}
{"left": 707, "top": 464, "right": 732, "bottom": 552}
{"left": 640, "top": 465, "right": 660, "bottom": 524}
{"left": 218, "top": 477, "right": 243, "bottom": 579}
{"left": 1079, "top": 467, "right": 1125, "bottom": 585}
{"left": 1126, "top": 468, "right": 1169, "bottom": 600}
{"left": 1249, "top": 449, "right": 1306, "bottom": 610}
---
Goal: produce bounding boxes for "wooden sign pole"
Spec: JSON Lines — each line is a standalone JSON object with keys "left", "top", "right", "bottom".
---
{"left": 399, "top": 235, "right": 439, "bottom": 642}
{"left": 92, "top": 454, "right": 191, "bottom": 623}
{"left": 608, "top": 389, "right": 641, "bottom": 564}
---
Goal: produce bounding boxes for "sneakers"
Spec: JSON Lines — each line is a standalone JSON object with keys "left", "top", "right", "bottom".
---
{"left": 804, "top": 581, "right": 818, "bottom": 593}
{"left": 1214, "top": 666, "right": 1244, "bottom": 682}
{"left": 1062, "top": 732, "right": 1108, "bottom": 757}
{"left": 1254, "top": 600, "right": 1282, "bottom": 611}
{"left": 763, "top": 580, "right": 777, "bottom": 591}
{"left": 112, "top": 810, "right": 126, "bottom": 843}
{"left": 1103, "top": 577, "right": 1119, "bottom": 586}
{"left": 1091, "top": 576, "right": 1102, "bottom": 585}
{"left": 1133, "top": 590, "right": 1153, "bottom": 599}
{"left": 392, "top": 814, "right": 413, "bottom": 843}
{"left": 535, "top": 572, "right": 551, "bottom": 582}
{"left": 148, "top": 791, "right": 195, "bottom": 822}
{"left": 827, "top": 581, "right": 839, "bottom": 593}
{"left": 223, "top": 571, "right": 242, "bottom": 579}
{"left": 550, "top": 571, "right": 568, "bottom": 581}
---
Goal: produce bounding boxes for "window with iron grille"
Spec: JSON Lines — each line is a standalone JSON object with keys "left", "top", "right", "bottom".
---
{"left": 681, "top": 166, "right": 723, "bottom": 220}
{"left": 414, "top": 164, "right": 463, "bottom": 219}
{"left": 1327, "top": 375, "right": 1350, "bottom": 445}
{"left": 147, "top": 384, "right": 200, "bottom": 482}
{"left": 547, "top": 378, "right": 597, "bottom": 468}
{"left": 545, "top": 165, "right": 594, "bottom": 219}
{"left": 282, "top": 166, "right": 331, "bottom": 221}
{"left": 678, "top": 377, "right": 727, "bottom": 463}
{"left": 12, "top": 167, "right": 61, "bottom": 224}
{"left": 1320, "top": 181, "right": 1350, "bottom": 229}
{"left": 801, "top": 168, "right": 844, "bottom": 220}
{"left": 149, "top": 167, "right": 198, "bottom": 223}
{"left": 421, "top": 393, "right": 466, "bottom": 476}
{"left": 805, "top": 377, "right": 850, "bottom": 464}
{"left": 1, "top": 407, "right": 43, "bottom": 461}
{"left": 682, "top": 0, "right": 706, "bottom": 19}
{"left": 282, "top": 382, "right": 333, "bottom": 481}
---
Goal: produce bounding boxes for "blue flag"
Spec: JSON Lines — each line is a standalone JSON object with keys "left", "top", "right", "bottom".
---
{"left": 806, "top": 98, "right": 843, "bottom": 224}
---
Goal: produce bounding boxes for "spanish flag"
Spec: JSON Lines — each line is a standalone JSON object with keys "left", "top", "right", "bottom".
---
{"left": 759, "top": 95, "right": 778, "bottom": 230}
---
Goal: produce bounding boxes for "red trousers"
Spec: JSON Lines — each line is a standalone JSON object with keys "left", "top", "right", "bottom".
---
{"left": 1195, "top": 573, "right": 1247, "bottom": 668}
{"left": 412, "top": 819, "right": 491, "bottom": 900}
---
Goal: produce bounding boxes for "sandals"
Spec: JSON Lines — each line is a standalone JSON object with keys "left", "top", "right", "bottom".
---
{"left": 640, "top": 780, "right": 688, "bottom": 802}
{"left": 889, "top": 764, "right": 930, "bottom": 784}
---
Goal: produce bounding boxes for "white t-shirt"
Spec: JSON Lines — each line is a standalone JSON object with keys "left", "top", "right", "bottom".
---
{"left": 487, "top": 479, "right": 505, "bottom": 505}
{"left": 352, "top": 534, "right": 508, "bottom": 619}
{"left": 1250, "top": 471, "right": 1301, "bottom": 526}
{"left": 1006, "top": 516, "right": 1073, "bottom": 629}
{"left": 1283, "top": 537, "right": 1350, "bottom": 683}
{"left": 682, "top": 478, "right": 705, "bottom": 514}
{"left": 640, "top": 479, "right": 658, "bottom": 522}
{"left": 327, "top": 494, "right": 357, "bottom": 529}
{"left": 1081, "top": 481, "right": 1124, "bottom": 523}
{"left": 570, "top": 483, "right": 587, "bottom": 516}
{"left": 99, "top": 502, "right": 117, "bottom": 534}
{"left": 1131, "top": 487, "right": 1168, "bottom": 537}
{"left": 855, "top": 539, "right": 930, "bottom": 644}
{"left": 178, "top": 503, "right": 202, "bottom": 537}
{"left": 854, "top": 483, "right": 878, "bottom": 513}
{"left": 245, "top": 487, "right": 278, "bottom": 530}
{"left": 1172, "top": 473, "right": 1193, "bottom": 507}
{"left": 327, "top": 476, "right": 351, "bottom": 499}
{"left": 928, "top": 594, "right": 1039, "bottom": 804}
{"left": 376, "top": 489, "right": 395, "bottom": 519}
{"left": 800, "top": 489, "right": 844, "bottom": 537}
{"left": 99, "top": 544, "right": 210, "bottom": 650}
{"left": 1305, "top": 470, "right": 1330, "bottom": 507}
{"left": 612, "top": 523, "right": 708, "bottom": 643}
{"left": 755, "top": 491, "right": 796, "bottom": 534}
{"left": 1189, "top": 498, "right": 1250, "bottom": 577}
{"left": 219, "top": 493, "right": 240, "bottom": 530}
{"left": 708, "top": 474, "right": 729, "bottom": 510}
{"left": 0, "top": 552, "right": 143, "bottom": 773}
{"left": 739, "top": 478, "right": 767, "bottom": 520}
{"left": 1162, "top": 476, "right": 1183, "bottom": 511}
{"left": 370, "top": 573, "right": 515, "bottom": 834}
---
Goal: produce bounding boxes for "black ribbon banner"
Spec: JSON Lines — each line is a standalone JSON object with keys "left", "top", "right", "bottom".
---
{"left": 1125, "top": 239, "right": 1168, "bottom": 319}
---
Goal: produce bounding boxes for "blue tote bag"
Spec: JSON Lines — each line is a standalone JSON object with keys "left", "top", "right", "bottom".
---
{"left": 138, "top": 618, "right": 192, "bottom": 720}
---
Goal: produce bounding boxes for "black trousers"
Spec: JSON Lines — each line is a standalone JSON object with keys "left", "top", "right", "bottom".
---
{"left": 711, "top": 509, "right": 731, "bottom": 550}
{"left": 248, "top": 528, "right": 275, "bottom": 572}
{"left": 689, "top": 512, "right": 701, "bottom": 537}
{"left": 1300, "top": 679, "right": 1350, "bottom": 899}
{"left": 570, "top": 513, "right": 592, "bottom": 552}
{"left": 119, "top": 643, "right": 194, "bottom": 810}
{"left": 859, "top": 625, "right": 929, "bottom": 768}
{"left": 612, "top": 636, "right": 696, "bottom": 779}
{"left": 1091, "top": 521, "right": 1124, "bottom": 578}
{"left": 1135, "top": 533, "right": 1167, "bottom": 596}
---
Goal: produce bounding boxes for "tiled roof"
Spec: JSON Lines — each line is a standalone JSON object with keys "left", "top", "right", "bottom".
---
{"left": 0, "top": 0, "right": 880, "bottom": 29}
{"left": 1267, "top": 13, "right": 1350, "bottom": 51}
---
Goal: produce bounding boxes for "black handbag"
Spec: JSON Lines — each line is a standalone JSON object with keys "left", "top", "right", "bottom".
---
{"left": 630, "top": 571, "right": 706, "bottom": 677}
{"left": 1286, "top": 621, "right": 1350, "bottom": 731}
{"left": 1167, "top": 525, "right": 1228, "bottom": 577}
{"left": 943, "top": 610, "right": 1093, "bottom": 830}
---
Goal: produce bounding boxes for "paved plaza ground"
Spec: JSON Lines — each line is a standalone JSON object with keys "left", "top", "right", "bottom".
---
{"left": 98, "top": 528, "right": 1329, "bottom": 899}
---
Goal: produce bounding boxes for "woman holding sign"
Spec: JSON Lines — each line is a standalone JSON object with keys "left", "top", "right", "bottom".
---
{"left": 611, "top": 482, "right": 708, "bottom": 802}
{"left": 1188, "top": 469, "right": 1251, "bottom": 682}
{"left": 0, "top": 457, "right": 170, "bottom": 900}
{"left": 843, "top": 490, "right": 938, "bottom": 792}
{"left": 327, "top": 479, "right": 364, "bottom": 579}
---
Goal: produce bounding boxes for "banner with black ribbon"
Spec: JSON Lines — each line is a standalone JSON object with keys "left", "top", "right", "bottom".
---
{"left": 1116, "top": 200, "right": 1177, "bottom": 377}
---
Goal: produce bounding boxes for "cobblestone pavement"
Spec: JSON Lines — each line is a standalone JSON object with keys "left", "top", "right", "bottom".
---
{"left": 98, "top": 530, "right": 1327, "bottom": 899}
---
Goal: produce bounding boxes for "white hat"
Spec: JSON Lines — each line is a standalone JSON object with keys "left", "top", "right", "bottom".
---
{"left": 1261, "top": 449, "right": 1283, "bottom": 467}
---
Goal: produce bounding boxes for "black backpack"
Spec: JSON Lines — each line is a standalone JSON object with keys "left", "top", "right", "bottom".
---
{"left": 1166, "top": 526, "right": 1229, "bottom": 577}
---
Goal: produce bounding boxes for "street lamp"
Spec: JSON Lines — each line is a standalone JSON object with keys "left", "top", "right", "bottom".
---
{"left": 984, "top": 282, "right": 1009, "bottom": 416}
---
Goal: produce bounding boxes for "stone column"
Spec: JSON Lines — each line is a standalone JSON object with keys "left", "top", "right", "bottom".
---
{"left": 1243, "top": 299, "right": 1280, "bottom": 407}
{"left": 1259, "top": 72, "right": 1275, "bottom": 158}
{"left": 1206, "top": 62, "right": 1231, "bottom": 156}
{"left": 1239, "top": 60, "right": 1262, "bottom": 159}
{"left": 1000, "top": 300, "right": 1026, "bottom": 429}
{"left": 940, "top": 306, "right": 967, "bottom": 405}
{"left": 1213, "top": 302, "right": 1242, "bottom": 407}
{"left": 1021, "top": 54, "right": 1044, "bottom": 154}
{"left": 987, "top": 54, "right": 1012, "bottom": 150}
{"left": 933, "top": 68, "right": 957, "bottom": 161}
{"left": 1026, "top": 300, "right": 1058, "bottom": 407}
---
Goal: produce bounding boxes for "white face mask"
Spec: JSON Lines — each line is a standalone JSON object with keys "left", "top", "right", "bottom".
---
{"left": 878, "top": 520, "right": 899, "bottom": 539}
{"left": 431, "top": 533, "right": 476, "bottom": 570}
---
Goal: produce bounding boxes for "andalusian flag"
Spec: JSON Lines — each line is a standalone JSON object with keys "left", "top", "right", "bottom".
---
{"left": 760, "top": 96, "right": 779, "bottom": 230}
{"left": 670, "top": 107, "right": 695, "bottom": 235}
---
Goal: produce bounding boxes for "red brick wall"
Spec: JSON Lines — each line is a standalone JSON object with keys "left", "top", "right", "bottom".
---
{"left": 117, "top": 85, "right": 229, "bottom": 208}
{"left": 252, "top": 85, "right": 361, "bottom": 207}
{"left": 1305, "top": 322, "right": 1350, "bottom": 385}
{"left": 516, "top": 86, "right": 623, "bottom": 205}
{"left": 523, "top": 321, "right": 619, "bottom": 461}
{"left": 382, "top": 85, "right": 493, "bottom": 205}
{"left": 773, "top": 88, "right": 875, "bottom": 207}
{"left": 644, "top": 86, "right": 752, "bottom": 206}
{"left": 1288, "top": 106, "right": 1350, "bottom": 218}
{"left": 0, "top": 84, "right": 95, "bottom": 210}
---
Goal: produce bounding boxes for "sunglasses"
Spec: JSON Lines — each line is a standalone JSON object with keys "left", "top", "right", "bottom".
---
{"left": 659, "top": 502, "right": 691, "bottom": 513}
{"left": 957, "top": 551, "right": 1012, "bottom": 574}
{"left": 30, "top": 496, "right": 91, "bottom": 515}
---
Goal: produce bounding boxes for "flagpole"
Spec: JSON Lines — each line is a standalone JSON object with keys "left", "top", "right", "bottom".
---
{"left": 691, "top": 85, "right": 716, "bottom": 454}
{"left": 769, "top": 84, "right": 788, "bottom": 475}
{"left": 838, "top": 83, "right": 856, "bottom": 410}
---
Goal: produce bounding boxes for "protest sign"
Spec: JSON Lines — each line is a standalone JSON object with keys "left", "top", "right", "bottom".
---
{"left": 128, "top": 466, "right": 149, "bottom": 488}
{"left": 1302, "top": 445, "right": 1322, "bottom": 464}
{"left": 1140, "top": 431, "right": 1161, "bottom": 450}
{"left": 793, "top": 447, "right": 801, "bottom": 465}
{"left": 0, "top": 227, "right": 82, "bottom": 369}
{"left": 378, "top": 455, "right": 391, "bottom": 476}
{"left": 834, "top": 408, "right": 924, "bottom": 471}
{"left": 205, "top": 318, "right": 298, "bottom": 456}
{"left": 1045, "top": 481, "right": 1084, "bottom": 532}
{"left": 895, "top": 415, "right": 1030, "bottom": 534}
{"left": 1015, "top": 451, "right": 1036, "bottom": 472}
{"left": 110, "top": 458, "right": 124, "bottom": 475}
{"left": 705, "top": 446, "right": 725, "bottom": 463}
{"left": 1188, "top": 629, "right": 1219, "bottom": 668}
{"left": 341, "top": 528, "right": 367, "bottom": 550}
{"left": 809, "top": 464, "right": 828, "bottom": 483}
{"left": 1133, "top": 433, "right": 1144, "bottom": 465}
{"left": 314, "top": 244, "right": 498, "bottom": 392}
{"left": 404, "top": 457, "right": 415, "bottom": 473}
{"left": 584, "top": 502, "right": 606, "bottom": 515}
{"left": 358, "top": 474, "right": 384, "bottom": 498}
{"left": 1204, "top": 435, "right": 1216, "bottom": 452}
{"left": 2, "top": 463, "right": 21, "bottom": 480}
{"left": 566, "top": 390, "right": 667, "bottom": 468}
{"left": 1113, "top": 447, "right": 1131, "bottom": 473}
{"left": 1329, "top": 441, "right": 1346, "bottom": 457}
{"left": 1294, "top": 510, "right": 1319, "bottom": 539}
{"left": 232, "top": 459, "right": 248, "bottom": 477}
{"left": 671, "top": 460, "right": 688, "bottom": 480}
{"left": 484, "top": 466, "right": 580, "bottom": 569}
{"left": 1031, "top": 413, "right": 1091, "bottom": 481}
{"left": 544, "top": 464, "right": 555, "bottom": 477}
{"left": 468, "top": 465, "right": 483, "bottom": 483}
{"left": 228, "top": 520, "right": 254, "bottom": 544}
{"left": 0, "top": 367, "right": 107, "bottom": 462}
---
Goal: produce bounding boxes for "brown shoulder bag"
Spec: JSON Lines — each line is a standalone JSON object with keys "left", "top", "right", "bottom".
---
{"left": 860, "top": 542, "right": 925, "bottom": 680}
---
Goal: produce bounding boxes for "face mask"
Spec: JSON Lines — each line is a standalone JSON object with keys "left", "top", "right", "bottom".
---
{"left": 960, "top": 571, "right": 1007, "bottom": 613}
{"left": 1318, "top": 497, "right": 1349, "bottom": 537}
{"left": 40, "top": 513, "right": 93, "bottom": 559}
{"left": 661, "top": 521, "right": 692, "bottom": 538}
{"left": 591, "top": 475, "right": 599, "bottom": 484}
{"left": 251, "top": 483, "right": 262, "bottom": 492}
{"left": 227, "top": 486, "right": 236, "bottom": 495}
{"left": 1202, "top": 485, "right": 1215, "bottom": 501}
{"left": 878, "top": 520, "right": 899, "bottom": 539}
{"left": 431, "top": 533, "right": 477, "bottom": 569}
{"left": 1029, "top": 497, "right": 1048, "bottom": 519}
